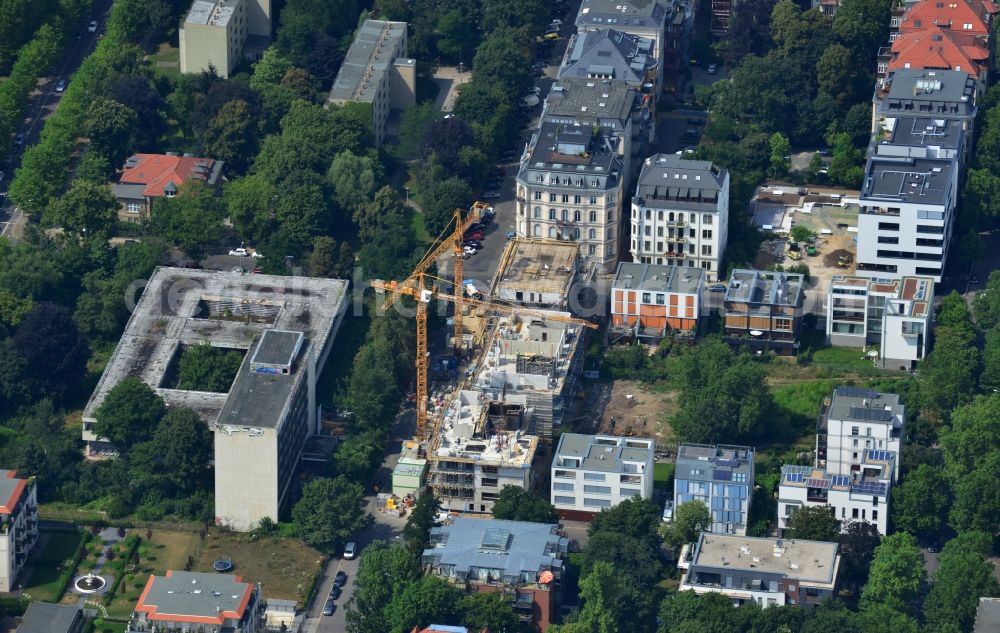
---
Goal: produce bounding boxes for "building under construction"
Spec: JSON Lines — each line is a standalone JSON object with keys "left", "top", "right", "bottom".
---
{"left": 493, "top": 238, "right": 582, "bottom": 311}
{"left": 470, "top": 312, "right": 585, "bottom": 441}
{"left": 428, "top": 390, "right": 539, "bottom": 513}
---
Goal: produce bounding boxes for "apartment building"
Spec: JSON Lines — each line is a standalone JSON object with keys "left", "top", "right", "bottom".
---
{"left": 575, "top": 0, "right": 668, "bottom": 89}
{"left": 872, "top": 115, "right": 965, "bottom": 161}
{"left": 678, "top": 534, "right": 841, "bottom": 607}
{"left": 558, "top": 29, "right": 659, "bottom": 126}
{"left": 778, "top": 452, "right": 894, "bottom": 535}
{"left": 673, "top": 445, "right": 754, "bottom": 536}
{"left": 422, "top": 518, "right": 568, "bottom": 631}
{"left": 873, "top": 69, "right": 978, "bottom": 138}
{"left": 551, "top": 434, "right": 654, "bottom": 520}
{"left": 112, "top": 153, "right": 224, "bottom": 222}
{"left": 543, "top": 77, "right": 647, "bottom": 180}
{"left": 611, "top": 262, "right": 703, "bottom": 339}
{"left": 470, "top": 313, "right": 585, "bottom": 440}
{"left": 82, "top": 268, "right": 349, "bottom": 530}
{"left": 179, "top": 0, "right": 271, "bottom": 78}
{"left": 17, "top": 602, "right": 83, "bottom": 633}
{"left": 515, "top": 121, "right": 625, "bottom": 273}
{"left": 662, "top": 0, "right": 692, "bottom": 91}
{"left": 127, "top": 571, "right": 263, "bottom": 633}
{"left": 878, "top": 25, "right": 990, "bottom": 83}
{"left": 826, "top": 275, "right": 934, "bottom": 370}
{"left": 427, "top": 391, "right": 538, "bottom": 514}
{"left": 493, "top": 239, "right": 580, "bottom": 311}
{"left": 0, "top": 471, "right": 37, "bottom": 592}
{"left": 723, "top": 270, "right": 805, "bottom": 355}
{"left": 815, "top": 387, "right": 905, "bottom": 480}
{"left": 898, "top": 0, "right": 994, "bottom": 39}
{"left": 710, "top": 0, "right": 734, "bottom": 35}
{"left": 629, "top": 154, "right": 729, "bottom": 279}
{"left": 328, "top": 20, "right": 415, "bottom": 146}
{"left": 855, "top": 155, "right": 957, "bottom": 282}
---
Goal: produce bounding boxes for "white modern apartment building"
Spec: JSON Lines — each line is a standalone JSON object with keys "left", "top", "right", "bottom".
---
{"left": 855, "top": 155, "right": 957, "bottom": 282}
{"left": 0, "top": 471, "right": 38, "bottom": 592}
{"left": 630, "top": 154, "right": 729, "bottom": 280}
{"left": 328, "top": 20, "right": 416, "bottom": 145}
{"left": 516, "top": 121, "right": 626, "bottom": 273}
{"left": 827, "top": 275, "right": 934, "bottom": 371}
{"left": 179, "top": 0, "right": 271, "bottom": 78}
{"left": 673, "top": 444, "right": 754, "bottom": 535}
{"left": 678, "top": 534, "right": 841, "bottom": 608}
{"left": 816, "top": 387, "right": 904, "bottom": 481}
{"left": 778, "top": 451, "right": 894, "bottom": 536}
{"left": 551, "top": 434, "right": 654, "bottom": 520}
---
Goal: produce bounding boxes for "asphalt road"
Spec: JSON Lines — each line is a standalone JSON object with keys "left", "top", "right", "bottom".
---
{"left": 0, "top": 0, "right": 113, "bottom": 240}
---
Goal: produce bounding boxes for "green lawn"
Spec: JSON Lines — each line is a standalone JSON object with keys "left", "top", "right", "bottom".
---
{"left": 315, "top": 307, "right": 371, "bottom": 408}
{"left": 406, "top": 205, "right": 432, "bottom": 245}
{"left": 23, "top": 530, "right": 86, "bottom": 602}
{"left": 148, "top": 43, "right": 180, "bottom": 79}
{"left": 654, "top": 462, "right": 675, "bottom": 490}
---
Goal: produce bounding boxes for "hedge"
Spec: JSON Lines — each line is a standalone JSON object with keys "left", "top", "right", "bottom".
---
{"left": 52, "top": 530, "right": 92, "bottom": 602}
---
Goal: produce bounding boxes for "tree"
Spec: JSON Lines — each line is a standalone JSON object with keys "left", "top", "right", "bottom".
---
{"left": 936, "top": 290, "right": 975, "bottom": 335}
{"left": 387, "top": 576, "right": 464, "bottom": 633}
{"left": 13, "top": 302, "right": 88, "bottom": 402}
{"left": 403, "top": 492, "right": 440, "bottom": 555}
{"left": 83, "top": 97, "right": 138, "bottom": 170}
{"left": 93, "top": 377, "right": 167, "bottom": 449}
{"left": 327, "top": 150, "right": 380, "bottom": 214}
{"left": 963, "top": 168, "right": 1000, "bottom": 224}
{"left": 491, "top": 485, "right": 558, "bottom": 523}
{"left": 670, "top": 339, "right": 772, "bottom": 442}
{"left": 176, "top": 343, "right": 244, "bottom": 392}
{"left": 470, "top": 29, "right": 532, "bottom": 103}
{"left": 836, "top": 521, "right": 880, "bottom": 594}
{"left": 663, "top": 500, "right": 711, "bottom": 550}
{"left": 45, "top": 180, "right": 118, "bottom": 236}
{"left": 917, "top": 326, "right": 980, "bottom": 423}
{"left": 940, "top": 393, "right": 1000, "bottom": 480}
{"left": 790, "top": 225, "right": 814, "bottom": 244}
{"left": 332, "top": 431, "right": 384, "bottom": 481}
{"left": 974, "top": 269, "right": 1000, "bottom": 331}
{"left": 345, "top": 542, "right": 422, "bottom": 633}
{"left": 551, "top": 561, "right": 627, "bottom": 633}
{"left": 435, "top": 10, "right": 478, "bottom": 63}
{"left": 202, "top": 100, "right": 259, "bottom": 174}
{"left": 309, "top": 236, "right": 354, "bottom": 278}
{"left": 949, "top": 451, "right": 1000, "bottom": 534}
{"left": 768, "top": 132, "right": 790, "bottom": 178}
{"left": 725, "top": 0, "right": 778, "bottom": 62}
{"left": 291, "top": 476, "right": 372, "bottom": 551}
{"left": 981, "top": 326, "right": 1000, "bottom": 393}
{"left": 785, "top": 505, "right": 840, "bottom": 541}
{"left": 860, "top": 532, "right": 926, "bottom": 616}
{"left": 924, "top": 537, "right": 1000, "bottom": 632}
{"left": 828, "top": 132, "right": 864, "bottom": 188}
{"left": 280, "top": 67, "right": 316, "bottom": 101}
{"left": 224, "top": 174, "right": 278, "bottom": 242}
{"left": 107, "top": 75, "right": 164, "bottom": 150}
{"left": 833, "top": 0, "right": 892, "bottom": 66}
{"left": 891, "top": 464, "right": 949, "bottom": 541}
{"left": 150, "top": 181, "right": 225, "bottom": 258}
{"left": 250, "top": 47, "right": 293, "bottom": 89}
{"left": 422, "top": 176, "right": 474, "bottom": 236}
{"left": 461, "top": 592, "right": 519, "bottom": 632}
{"left": 354, "top": 186, "right": 416, "bottom": 279}
{"left": 151, "top": 407, "right": 213, "bottom": 491}
{"left": 816, "top": 44, "right": 861, "bottom": 105}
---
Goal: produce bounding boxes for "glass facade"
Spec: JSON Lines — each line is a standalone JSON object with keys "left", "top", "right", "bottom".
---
{"left": 676, "top": 479, "right": 748, "bottom": 533}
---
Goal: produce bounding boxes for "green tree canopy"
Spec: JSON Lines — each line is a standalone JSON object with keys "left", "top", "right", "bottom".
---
{"left": 891, "top": 463, "right": 950, "bottom": 541}
{"left": 491, "top": 485, "right": 558, "bottom": 523}
{"left": 785, "top": 505, "right": 840, "bottom": 541}
{"left": 44, "top": 180, "right": 118, "bottom": 237}
{"left": 664, "top": 500, "right": 712, "bottom": 550}
{"left": 150, "top": 180, "right": 225, "bottom": 258}
{"left": 859, "top": 532, "right": 926, "bottom": 616}
{"left": 924, "top": 534, "right": 1000, "bottom": 632}
{"left": 291, "top": 476, "right": 372, "bottom": 552}
{"left": 93, "top": 377, "right": 167, "bottom": 449}
{"left": 175, "top": 343, "right": 244, "bottom": 392}
{"left": 345, "top": 542, "right": 422, "bottom": 633}
{"left": 151, "top": 407, "right": 213, "bottom": 492}
{"left": 837, "top": 520, "right": 880, "bottom": 594}
{"left": 949, "top": 451, "right": 1000, "bottom": 534}
{"left": 403, "top": 491, "right": 440, "bottom": 555}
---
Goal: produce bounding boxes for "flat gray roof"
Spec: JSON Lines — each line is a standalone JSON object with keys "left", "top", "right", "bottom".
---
{"left": 554, "top": 433, "right": 654, "bottom": 473}
{"left": 328, "top": 20, "right": 408, "bottom": 103}
{"left": 17, "top": 602, "right": 81, "bottom": 633}
{"left": 675, "top": 444, "right": 753, "bottom": 481}
{"left": 560, "top": 29, "right": 656, "bottom": 85}
{"left": 613, "top": 262, "right": 703, "bottom": 294}
{"left": 974, "top": 597, "right": 1000, "bottom": 633}
{"left": 725, "top": 269, "right": 804, "bottom": 307}
{"left": 690, "top": 533, "right": 839, "bottom": 585}
{"left": 83, "top": 268, "right": 348, "bottom": 426}
{"left": 576, "top": 0, "right": 667, "bottom": 28}
{"left": 861, "top": 156, "right": 954, "bottom": 206}
{"left": 423, "top": 518, "right": 567, "bottom": 580}
{"left": 135, "top": 571, "right": 254, "bottom": 622}
{"left": 828, "top": 386, "right": 903, "bottom": 425}
{"left": 250, "top": 329, "right": 303, "bottom": 367}
{"left": 544, "top": 78, "right": 637, "bottom": 130}
{"left": 634, "top": 153, "right": 726, "bottom": 211}
{"left": 881, "top": 69, "right": 977, "bottom": 119}
{"left": 884, "top": 116, "right": 964, "bottom": 150}
{"left": 218, "top": 335, "right": 304, "bottom": 430}
{"left": 184, "top": 0, "right": 238, "bottom": 28}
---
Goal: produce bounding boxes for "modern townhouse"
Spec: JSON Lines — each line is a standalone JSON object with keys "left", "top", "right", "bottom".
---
{"left": 551, "top": 434, "right": 654, "bottom": 520}
{"left": 673, "top": 444, "right": 754, "bottom": 535}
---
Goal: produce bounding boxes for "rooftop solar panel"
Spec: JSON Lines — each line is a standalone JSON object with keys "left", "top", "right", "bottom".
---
{"left": 786, "top": 472, "right": 804, "bottom": 483}
{"left": 831, "top": 475, "right": 851, "bottom": 487}
{"left": 852, "top": 481, "right": 888, "bottom": 496}
{"left": 836, "top": 386, "right": 879, "bottom": 399}
{"left": 806, "top": 478, "right": 832, "bottom": 489}
{"left": 866, "top": 449, "right": 892, "bottom": 462}
{"left": 848, "top": 407, "right": 894, "bottom": 422}
{"left": 713, "top": 470, "right": 731, "bottom": 481}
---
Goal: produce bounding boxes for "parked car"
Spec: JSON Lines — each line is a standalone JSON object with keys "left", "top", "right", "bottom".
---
{"left": 463, "top": 241, "right": 482, "bottom": 250}
{"left": 335, "top": 571, "right": 348, "bottom": 586}
{"left": 707, "top": 63, "right": 718, "bottom": 74}
{"left": 506, "top": 230, "right": 517, "bottom": 240}
{"left": 229, "top": 247, "right": 249, "bottom": 257}
{"left": 343, "top": 542, "right": 357, "bottom": 559}
{"left": 322, "top": 599, "right": 336, "bottom": 616}
{"left": 686, "top": 117, "right": 703, "bottom": 126}
{"left": 550, "top": 18, "right": 563, "bottom": 26}
{"left": 329, "top": 585, "right": 342, "bottom": 600}
{"left": 87, "top": 20, "right": 97, "bottom": 32}
{"left": 480, "top": 215, "right": 492, "bottom": 226}
{"left": 232, "top": 266, "right": 245, "bottom": 273}
{"left": 14, "top": 134, "right": 23, "bottom": 147}
{"left": 466, "top": 232, "right": 484, "bottom": 241}
{"left": 520, "top": 94, "right": 539, "bottom": 108}
{"left": 54, "top": 78, "right": 66, "bottom": 92}
{"left": 708, "top": 282, "right": 727, "bottom": 292}
{"left": 481, "top": 191, "right": 501, "bottom": 199}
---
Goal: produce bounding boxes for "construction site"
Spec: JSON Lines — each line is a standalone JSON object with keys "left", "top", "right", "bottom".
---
{"left": 492, "top": 238, "right": 583, "bottom": 311}
{"left": 373, "top": 204, "right": 598, "bottom": 515}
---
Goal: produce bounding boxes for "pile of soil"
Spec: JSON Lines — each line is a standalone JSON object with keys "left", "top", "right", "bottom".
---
{"left": 824, "top": 248, "right": 852, "bottom": 268}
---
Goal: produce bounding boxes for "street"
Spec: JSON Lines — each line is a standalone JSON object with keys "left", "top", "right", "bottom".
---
{"left": 303, "top": 410, "right": 415, "bottom": 633}
{"left": 0, "top": 0, "right": 113, "bottom": 240}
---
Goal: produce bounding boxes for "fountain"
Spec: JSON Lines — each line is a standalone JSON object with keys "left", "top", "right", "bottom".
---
{"left": 73, "top": 572, "right": 107, "bottom": 594}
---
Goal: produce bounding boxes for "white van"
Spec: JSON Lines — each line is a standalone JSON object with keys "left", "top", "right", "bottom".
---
{"left": 343, "top": 542, "right": 357, "bottom": 559}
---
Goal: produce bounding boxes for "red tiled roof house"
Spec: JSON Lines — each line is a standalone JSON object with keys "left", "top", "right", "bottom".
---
{"left": 112, "top": 153, "right": 224, "bottom": 222}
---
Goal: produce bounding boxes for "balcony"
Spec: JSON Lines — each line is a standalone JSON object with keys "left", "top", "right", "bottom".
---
{"left": 860, "top": 207, "right": 900, "bottom": 216}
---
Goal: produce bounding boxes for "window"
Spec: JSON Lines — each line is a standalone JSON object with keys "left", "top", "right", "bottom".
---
{"left": 878, "top": 236, "right": 899, "bottom": 244}
{"left": 554, "top": 495, "right": 576, "bottom": 505}
{"left": 702, "top": 229, "right": 712, "bottom": 239}
{"left": 589, "top": 228, "right": 597, "bottom": 240}
{"left": 574, "top": 195, "right": 581, "bottom": 204}
{"left": 549, "top": 209, "right": 557, "bottom": 220}
{"left": 562, "top": 194, "right": 569, "bottom": 203}
{"left": 656, "top": 293, "right": 665, "bottom": 305}
{"left": 852, "top": 508, "right": 859, "bottom": 519}
{"left": 620, "top": 488, "right": 641, "bottom": 497}
{"left": 553, "top": 482, "right": 574, "bottom": 491}
{"left": 533, "top": 224, "right": 541, "bottom": 237}
{"left": 703, "top": 214, "right": 713, "bottom": 225}
{"left": 534, "top": 207, "right": 541, "bottom": 219}
{"left": 548, "top": 227, "right": 557, "bottom": 238}
{"left": 549, "top": 193, "right": 557, "bottom": 202}
{"left": 574, "top": 209, "right": 581, "bottom": 222}
{"left": 851, "top": 426, "right": 859, "bottom": 436}
{"left": 584, "top": 498, "right": 612, "bottom": 508}
{"left": 642, "top": 292, "right": 651, "bottom": 303}
{"left": 125, "top": 202, "right": 141, "bottom": 213}
{"left": 872, "top": 510, "right": 878, "bottom": 521}
{"left": 584, "top": 472, "right": 606, "bottom": 481}
{"left": 562, "top": 209, "right": 569, "bottom": 221}
{"left": 589, "top": 211, "right": 597, "bottom": 222}
{"left": 554, "top": 470, "right": 575, "bottom": 479}
{"left": 590, "top": 196, "right": 598, "bottom": 204}
{"left": 879, "top": 222, "right": 900, "bottom": 231}
{"left": 584, "top": 485, "right": 612, "bottom": 494}
{"left": 534, "top": 191, "right": 542, "bottom": 200}
{"left": 481, "top": 478, "right": 497, "bottom": 488}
